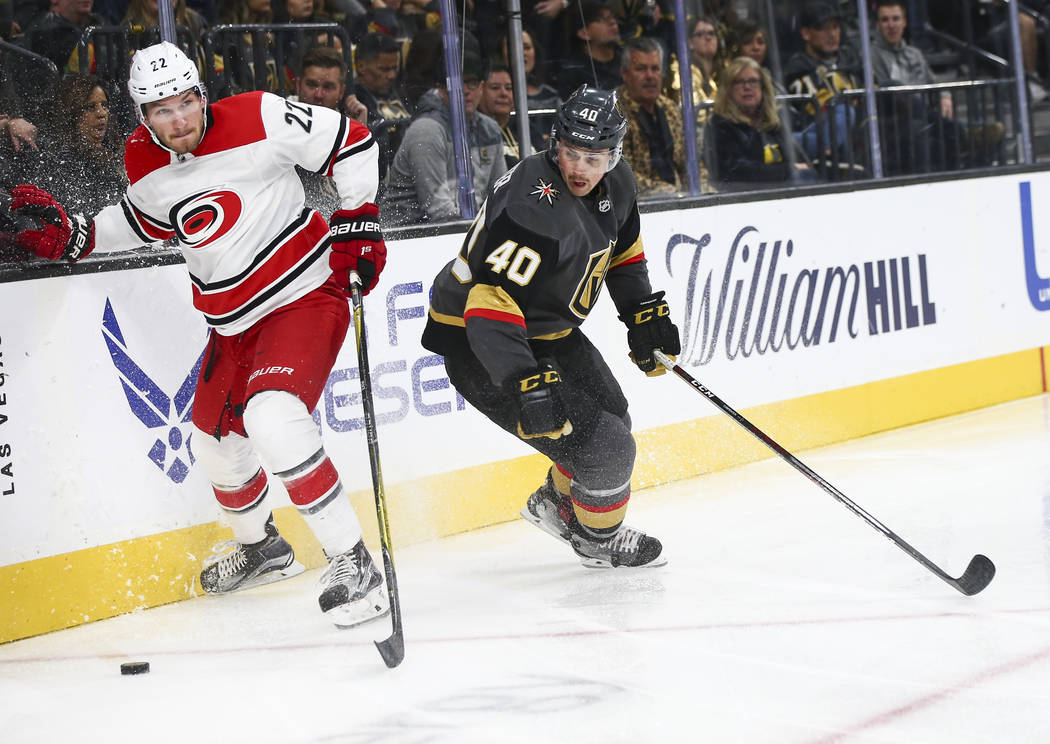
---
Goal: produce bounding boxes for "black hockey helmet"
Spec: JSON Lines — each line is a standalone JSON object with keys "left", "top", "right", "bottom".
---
{"left": 549, "top": 85, "right": 628, "bottom": 172}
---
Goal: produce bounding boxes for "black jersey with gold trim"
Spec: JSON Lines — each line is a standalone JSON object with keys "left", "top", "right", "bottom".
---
{"left": 421, "top": 152, "right": 653, "bottom": 386}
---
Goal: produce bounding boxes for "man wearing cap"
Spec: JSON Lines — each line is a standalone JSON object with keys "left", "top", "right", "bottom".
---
{"left": 782, "top": 1, "right": 862, "bottom": 161}
{"left": 381, "top": 51, "right": 507, "bottom": 226}
{"left": 616, "top": 36, "right": 697, "bottom": 196}
{"left": 555, "top": 0, "right": 624, "bottom": 99}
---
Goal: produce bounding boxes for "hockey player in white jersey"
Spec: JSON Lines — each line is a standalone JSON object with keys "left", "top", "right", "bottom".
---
{"left": 8, "top": 42, "right": 389, "bottom": 628}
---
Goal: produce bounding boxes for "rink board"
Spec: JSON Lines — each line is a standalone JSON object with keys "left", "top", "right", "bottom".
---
{"left": 2, "top": 171, "right": 1050, "bottom": 642}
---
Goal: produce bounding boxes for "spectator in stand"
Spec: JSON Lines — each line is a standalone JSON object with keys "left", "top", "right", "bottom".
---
{"left": 870, "top": 0, "right": 1001, "bottom": 173}
{"left": 555, "top": 0, "right": 623, "bottom": 99}
{"left": 217, "top": 0, "right": 295, "bottom": 93}
{"left": 704, "top": 56, "right": 813, "bottom": 191}
{"left": 294, "top": 44, "right": 364, "bottom": 121}
{"left": 927, "top": 0, "right": 1047, "bottom": 102}
{"left": 396, "top": 0, "right": 446, "bottom": 41}
{"left": 348, "top": 33, "right": 411, "bottom": 180}
{"left": 351, "top": 31, "right": 409, "bottom": 122}
{"left": 475, "top": 0, "right": 573, "bottom": 71}
{"left": 703, "top": 0, "right": 740, "bottom": 31}
{"left": 0, "top": 62, "right": 37, "bottom": 154}
{"left": 610, "top": 0, "right": 660, "bottom": 42}
{"left": 273, "top": 0, "right": 338, "bottom": 69}
{"left": 871, "top": 0, "right": 949, "bottom": 116}
{"left": 66, "top": 1, "right": 207, "bottom": 82}
{"left": 499, "top": 26, "right": 561, "bottom": 149}
{"left": 275, "top": 0, "right": 331, "bottom": 24}
{"left": 400, "top": 28, "right": 443, "bottom": 111}
{"left": 291, "top": 45, "right": 367, "bottom": 215}
{"left": 523, "top": 0, "right": 573, "bottom": 73}
{"left": 381, "top": 51, "right": 506, "bottom": 226}
{"left": 186, "top": 0, "right": 216, "bottom": 23}
{"left": 782, "top": 1, "right": 862, "bottom": 162}
{"left": 122, "top": 0, "right": 206, "bottom": 38}
{"left": 617, "top": 36, "right": 699, "bottom": 196}
{"left": 0, "top": 61, "right": 38, "bottom": 194}
{"left": 501, "top": 26, "right": 560, "bottom": 111}
{"left": 32, "top": 74, "right": 126, "bottom": 215}
{"left": 479, "top": 64, "right": 522, "bottom": 167}
{"left": 221, "top": 0, "right": 272, "bottom": 23}
{"left": 665, "top": 16, "right": 724, "bottom": 117}
{"left": 22, "top": 0, "right": 107, "bottom": 71}
{"left": 347, "top": 0, "right": 404, "bottom": 41}
{"left": 732, "top": 19, "right": 786, "bottom": 94}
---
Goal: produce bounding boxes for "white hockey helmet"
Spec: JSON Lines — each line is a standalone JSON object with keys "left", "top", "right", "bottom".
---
{"left": 128, "top": 41, "right": 206, "bottom": 124}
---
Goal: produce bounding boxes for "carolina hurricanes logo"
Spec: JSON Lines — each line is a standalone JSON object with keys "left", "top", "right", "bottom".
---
{"left": 170, "top": 189, "right": 243, "bottom": 248}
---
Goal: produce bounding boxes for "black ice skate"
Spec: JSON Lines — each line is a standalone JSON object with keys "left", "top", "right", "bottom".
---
{"left": 318, "top": 540, "right": 389, "bottom": 628}
{"left": 569, "top": 527, "right": 666, "bottom": 568}
{"left": 520, "top": 476, "right": 667, "bottom": 568}
{"left": 200, "top": 515, "right": 305, "bottom": 594}
{"left": 519, "top": 473, "right": 579, "bottom": 543}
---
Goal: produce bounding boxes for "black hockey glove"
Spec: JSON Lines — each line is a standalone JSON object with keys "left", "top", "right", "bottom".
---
{"left": 506, "top": 364, "right": 573, "bottom": 440}
{"left": 619, "top": 291, "right": 681, "bottom": 376}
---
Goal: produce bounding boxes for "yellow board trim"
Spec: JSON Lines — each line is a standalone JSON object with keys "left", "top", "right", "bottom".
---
{"left": 1, "top": 348, "right": 1044, "bottom": 644}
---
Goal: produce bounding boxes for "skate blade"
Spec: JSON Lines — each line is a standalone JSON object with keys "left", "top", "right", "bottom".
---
{"left": 326, "top": 584, "right": 390, "bottom": 629}
{"left": 578, "top": 554, "right": 669, "bottom": 569}
{"left": 519, "top": 507, "right": 573, "bottom": 547}
{"left": 202, "top": 560, "right": 306, "bottom": 595}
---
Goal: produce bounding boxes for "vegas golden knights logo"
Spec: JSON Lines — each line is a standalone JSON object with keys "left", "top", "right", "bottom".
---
{"left": 570, "top": 242, "right": 614, "bottom": 318}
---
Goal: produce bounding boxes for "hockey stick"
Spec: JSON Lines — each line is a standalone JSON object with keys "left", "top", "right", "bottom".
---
{"left": 653, "top": 350, "right": 996, "bottom": 596}
{"left": 349, "top": 271, "right": 405, "bottom": 667}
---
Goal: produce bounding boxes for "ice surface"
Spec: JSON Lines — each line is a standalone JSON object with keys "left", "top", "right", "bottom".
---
{"left": 2, "top": 395, "right": 1050, "bottom": 743}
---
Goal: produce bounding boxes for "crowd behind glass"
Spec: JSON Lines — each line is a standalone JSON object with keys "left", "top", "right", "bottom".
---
{"left": 0, "top": 0, "right": 1047, "bottom": 246}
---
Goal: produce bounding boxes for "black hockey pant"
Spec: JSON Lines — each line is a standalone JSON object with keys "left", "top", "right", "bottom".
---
{"left": 443, "top": 330, "right": 636, "bottom": 497}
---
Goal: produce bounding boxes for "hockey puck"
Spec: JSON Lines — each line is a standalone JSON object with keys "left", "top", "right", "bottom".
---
{"left": 120, "top": 661, "right": 150, "bottom": 676}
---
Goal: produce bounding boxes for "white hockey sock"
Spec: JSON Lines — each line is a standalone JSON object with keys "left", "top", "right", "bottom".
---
{"left": 302, "top": 495, "right": 363, "bottom": 558}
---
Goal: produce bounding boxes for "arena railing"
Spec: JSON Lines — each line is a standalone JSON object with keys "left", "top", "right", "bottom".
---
{"left": 200, "top": 23, "right": 351, "bottom": 99}
{"left": 0, "top": 38, "right": 59, "bottom": 125}
{"left": 75, "top": 25, "right": 201, "bottom": 85}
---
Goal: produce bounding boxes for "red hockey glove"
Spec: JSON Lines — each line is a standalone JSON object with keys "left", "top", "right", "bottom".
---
{"left": 619, "top": 291, "right": 681, "bottom": 376}
{"left": 9, "top": 184, "right": 94, "bottom": 262}
{"left": 328, "top": 203, "right": 386, "bottom": 295}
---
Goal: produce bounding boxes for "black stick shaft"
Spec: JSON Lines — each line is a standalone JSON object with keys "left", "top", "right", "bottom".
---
{"left": 653, "top": 350, "right": 994, "bottom": 596}
{"left": 349, "top": 271, "right": 405, "bottom": 666}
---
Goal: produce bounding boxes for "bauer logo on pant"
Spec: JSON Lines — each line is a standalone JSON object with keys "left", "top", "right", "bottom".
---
{"left": 247, "top": 366, "right": 295, "bottom": 385}
{"left": 102, "top": 299, "right": 203, "bottom": 483}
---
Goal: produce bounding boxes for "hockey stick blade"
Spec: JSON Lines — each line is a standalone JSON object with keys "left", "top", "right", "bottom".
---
{"left": 374, "top": 545, "right": 404, "bottom": 668}
{"left": 951, "top": 554, "right": 996, "bottom": 596}
{"left": 350, "top": 271, "right": 406, "bottom": 667}
{"left": 653, "top": 350, "right": 997, "bottom": 597}
{"left": 375, "top": 632, "right": 405, "bottom": 668}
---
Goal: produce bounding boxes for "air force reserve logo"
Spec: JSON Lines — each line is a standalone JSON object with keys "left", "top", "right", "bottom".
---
{"left": 102, "top": 300, "right": 204, "bottom": 483}
{"left": 530, "top": 178, "right": 560, "bottom": 206}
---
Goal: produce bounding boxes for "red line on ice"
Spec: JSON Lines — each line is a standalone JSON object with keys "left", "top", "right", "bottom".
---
{"left": 804, "top": 642, "right": 1050, "bottom": 744}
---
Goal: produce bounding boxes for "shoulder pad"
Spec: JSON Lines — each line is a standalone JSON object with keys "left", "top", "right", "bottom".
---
{"left": 124, "top": 125, "right": 169, "bottom": 185}
{"left": 489, "top": 155, "right": 569, "bottom": 241}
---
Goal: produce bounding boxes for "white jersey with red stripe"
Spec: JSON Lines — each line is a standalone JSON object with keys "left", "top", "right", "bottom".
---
{"left": 92, "top": 90, "right": 378, "bottom": 335}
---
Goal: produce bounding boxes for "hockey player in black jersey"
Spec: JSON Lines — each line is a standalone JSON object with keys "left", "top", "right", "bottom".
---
{"left": 421, "top": 86, "right": 681, "bottom": 568}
